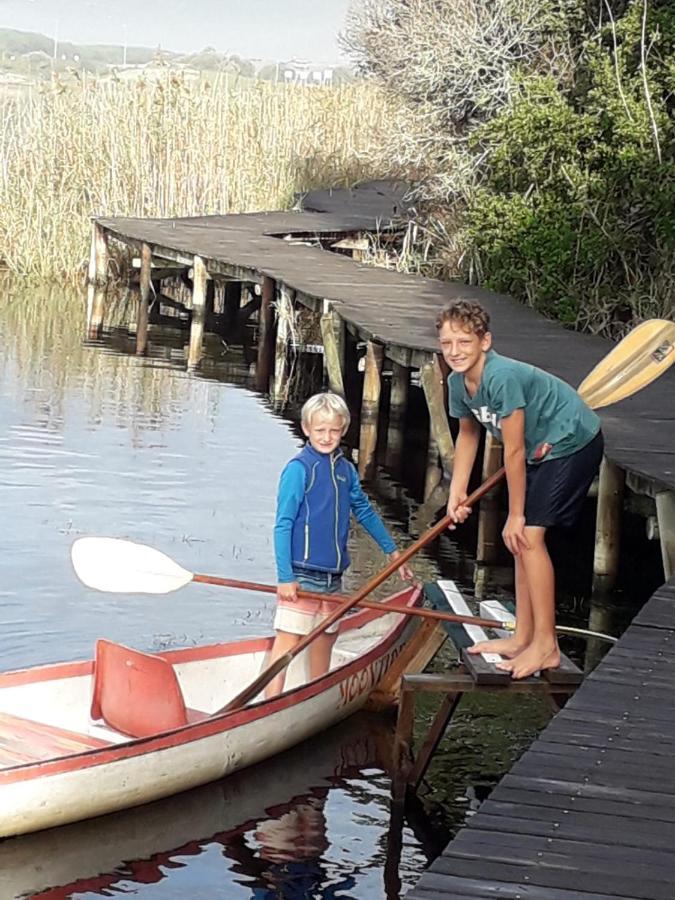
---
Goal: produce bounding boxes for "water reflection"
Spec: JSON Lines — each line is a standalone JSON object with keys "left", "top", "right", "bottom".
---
{"left": 0, "top": 714, "right": 428, "bottom": 900}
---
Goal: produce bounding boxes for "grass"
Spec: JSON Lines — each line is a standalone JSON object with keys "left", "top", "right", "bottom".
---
{"left": 0, "top": 72, "right": 394, "bottom": 280}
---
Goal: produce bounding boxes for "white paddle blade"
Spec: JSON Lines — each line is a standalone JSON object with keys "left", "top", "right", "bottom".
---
{"left": 71, "top": 537, "right": 194, "bottom": 594}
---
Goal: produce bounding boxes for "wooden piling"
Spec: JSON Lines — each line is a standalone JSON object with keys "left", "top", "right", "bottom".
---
{"left": 391, "top": 682, "right": 416, "bottom": 803}
{"left": 223, "top": 281, "right": 241, "bottom": 334}
{"left": 187, "top": 255, "right": 208, "bottom": 369}
{"left": 358, "top": 341, "right": 384, "bottom": 481}
{"left": 205, "top": 279, "right": 217, "bottom": 331}
{"left": 320, "top": 304, "right": 346, "bottom": 398}
{"left": 424, "top": 430, "right": 442, "bottom": 501}
{"left": 273, "top": 284, "right": 295, "bottom": 404}
{"left": 87, "top": 221, "right": 109, "bottom": 288}
{"left": 593, "top": 457, "right": 625, "bottom": 589}
{"left": 655, "top": 490, "right": 675, "bottom": 579}
{"left": 136, "top": 242, "right": 152, "bottom": 355}
{"left": 474, "top": 433, "right": 504, "bottom": 598}
{"left": 385, "top": 362, "right": 409, "bottom": 475}
{"left": 256, "top": 276, "right": 276, "bottom": 393}
{"left": 85, "top": 221, "right": 109, "bottom": 338}
{"left": 420, "top": 355, "right": 455, "bottom": 477}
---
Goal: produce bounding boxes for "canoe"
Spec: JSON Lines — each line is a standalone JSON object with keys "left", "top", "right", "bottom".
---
{"left": 0, "top": 711, "right": 392, "bottom": 899}
{"left": 0, "top": 585, "right": 421, "bottom": 838}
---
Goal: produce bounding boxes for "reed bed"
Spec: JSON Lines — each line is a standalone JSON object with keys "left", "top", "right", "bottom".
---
{"left": 0, "top": 73, "right": 394, "bottom": 280}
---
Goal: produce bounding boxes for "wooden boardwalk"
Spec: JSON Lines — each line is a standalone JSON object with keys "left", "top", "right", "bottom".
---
{"left": 407, "top": 576, "right": 675, "bottom": 900}
{"left": 94, "top": 184, "right": 675, "bottom": 498}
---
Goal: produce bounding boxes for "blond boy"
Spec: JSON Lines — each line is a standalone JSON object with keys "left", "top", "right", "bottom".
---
{"left": 266, "top": 393, "right": 412, "bottom": 696}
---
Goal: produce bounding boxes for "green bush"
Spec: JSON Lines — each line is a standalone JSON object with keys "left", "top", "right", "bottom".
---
{"left": 344, "top": 0, "right": 674, "bottom": 334}
{"left": 467, "top": 1, "right": 674, "bottom": 331}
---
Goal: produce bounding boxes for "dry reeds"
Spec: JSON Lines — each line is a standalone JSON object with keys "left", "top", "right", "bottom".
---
{"left": 0, "top": 73, "right": 394, "bottom": 280}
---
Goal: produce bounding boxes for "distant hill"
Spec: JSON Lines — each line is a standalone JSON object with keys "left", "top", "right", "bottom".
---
{"left": 0, "top": 27, "right": 166, "bottom": 72}
{"left": 0, "top": 27, "right": 353, "bottom": 85}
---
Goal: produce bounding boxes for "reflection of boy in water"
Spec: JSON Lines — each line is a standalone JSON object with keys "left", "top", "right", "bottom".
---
{"left": 225, "top": 788, "right": 355, "bottom": 899}
{"left": 253, "top": 793, "right": 337, "bottom": 899}
{"left": 255, "top": 794, "right": 329, "bottom": 862}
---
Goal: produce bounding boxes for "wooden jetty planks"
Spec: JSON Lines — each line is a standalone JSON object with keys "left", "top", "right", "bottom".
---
{"left": 478, "top": 599, "right": 583, "bottom": 685}
{"left": 424, "top": 581, "right": 511, "bottom": 685}
{"left": 408, "top": 875, "right": 625, "bottom": 899}
{"left": 95, "top": 187, "right": 675, "bottom": 495}
{"left": 409, "top": 578, "right": 675, "bottom": 899}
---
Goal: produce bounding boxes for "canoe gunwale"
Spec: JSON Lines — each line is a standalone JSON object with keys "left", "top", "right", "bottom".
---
{"left": 0, "top": 586, "right": 422, "bottom": 787}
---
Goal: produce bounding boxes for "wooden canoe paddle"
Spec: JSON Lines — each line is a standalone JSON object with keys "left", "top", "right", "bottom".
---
{"left": 70, "top": 536, "right": 616, "bottom": 641}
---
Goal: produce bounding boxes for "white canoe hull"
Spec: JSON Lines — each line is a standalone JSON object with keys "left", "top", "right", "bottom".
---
{"left": 0, "top": 586, "right": 421, "bottom": 837}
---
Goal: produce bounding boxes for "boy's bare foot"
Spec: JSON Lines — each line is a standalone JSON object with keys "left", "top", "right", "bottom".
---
{"left": 467, "top": 636, "right": 528, "bottom": 658}
{"left": 496, "top": 642, "right": 560, "bottom": 679}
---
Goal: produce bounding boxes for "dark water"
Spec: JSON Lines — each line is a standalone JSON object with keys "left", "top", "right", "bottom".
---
{"left": 0, "top": 280, "right": 659, "bottom": 899}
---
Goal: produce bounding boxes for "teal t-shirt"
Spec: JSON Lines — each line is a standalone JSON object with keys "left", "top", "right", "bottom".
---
{"left": 448, "top": 350, "right": 600, "bottom": 463}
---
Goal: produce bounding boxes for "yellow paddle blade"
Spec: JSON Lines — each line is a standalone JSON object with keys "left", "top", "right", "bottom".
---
{"left": 578, "top": 319, "right": 675, "bottom": 409}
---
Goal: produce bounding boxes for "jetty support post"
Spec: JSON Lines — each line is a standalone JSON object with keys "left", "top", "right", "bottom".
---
{"left": 86, "top": 221, "right": 109, "bottom": 339}
{"left": 187, "top": 255, "right": 208, "bottom": 370}
{"left": 385, "top": 362, "right": 409, "bottom": 475}
{"left": 391, "top": 680, "right": 416, "bottom": 803}
{"left": 273, "top": 284, "right": 295, "bottom": 406}
{"left": 320, "top": 300, "right": 346, "bottom": 398}
{"left": 424, "top": 431, "right": 442, "bottom": 501}
{"left": 256, "top": 275, "right": 276, "bottom": 393}
{"left": 420, "top": 355, "right": 455, "bottom": 478}
{"left": 223, "top": 281, "right": 241, "bottom": 335}
{"left": 358, "top": 341, "right": 384, "bottom": 481}
{"left": 656, "top": 490, "right": 675, "bottom": 579}
{"left": 593, "top": 457, "right": 625, "bottom": 590}
{"left": 391, "top": 673, "right": 580, "bottom": 804}
{"left": 586, "top": 593, "right": 620, "bottom": 673}
{"left": 474, "top": 433, "right": 504, "bottom": 598}
{"left": 136, "top": 242, "right": 152, "bottom": 355}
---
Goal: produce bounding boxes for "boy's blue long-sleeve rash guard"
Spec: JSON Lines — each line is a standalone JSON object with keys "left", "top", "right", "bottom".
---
{"left": 274, "top": 458, "right": 396, "bottom": 583}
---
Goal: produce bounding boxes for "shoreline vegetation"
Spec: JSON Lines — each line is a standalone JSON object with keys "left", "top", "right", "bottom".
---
{"left": 0, "top": 74, "right": 394, "bottom": 281}
{"left": 1, "top": 1, "right": 671, "bottom": 338}
{"left": 344, "top": 0, "right": 673, "bottom": 336}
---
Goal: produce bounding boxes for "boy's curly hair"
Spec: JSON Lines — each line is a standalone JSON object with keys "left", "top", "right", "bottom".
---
{"left": 435, "top": 301, "right": 490, "bottom": 337}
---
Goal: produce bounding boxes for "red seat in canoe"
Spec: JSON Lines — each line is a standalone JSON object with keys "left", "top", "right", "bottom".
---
{"left": 91, "top": 639, "right": 207, "bottom": 738}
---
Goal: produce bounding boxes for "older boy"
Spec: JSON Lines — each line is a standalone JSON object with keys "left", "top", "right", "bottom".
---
{"left": 266, "top": 392, "right": 413, "bottom": 696}
{"left": 438, "top": 301, "right": 603, "bottom": 679}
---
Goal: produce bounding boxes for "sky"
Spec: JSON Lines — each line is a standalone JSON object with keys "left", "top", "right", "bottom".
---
{"left": 0, "top": 0, "right": 353, "bottom": 62}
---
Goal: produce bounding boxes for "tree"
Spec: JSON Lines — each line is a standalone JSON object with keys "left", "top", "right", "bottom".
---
{"left": 342, "top": 0, "right": 674, "bottom": 333}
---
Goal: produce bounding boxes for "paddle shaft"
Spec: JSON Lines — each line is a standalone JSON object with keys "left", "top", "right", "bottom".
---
{"left": 217, "top": 466, "right": 506, "bottom": 713}
{"left": 193, "top": 572, "right": 510, "bottom": 631}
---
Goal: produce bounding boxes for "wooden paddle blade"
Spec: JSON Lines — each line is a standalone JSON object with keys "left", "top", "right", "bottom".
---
{"left": 71, "top": 537, "right": 194, "bottom": 594}
{"left": 578, "top": 319, "right": 675, "bottom": 409}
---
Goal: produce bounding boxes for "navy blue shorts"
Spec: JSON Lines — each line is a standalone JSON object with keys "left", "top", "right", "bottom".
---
{"left": 525, "top": 430, "right": 604, "bottom": 529}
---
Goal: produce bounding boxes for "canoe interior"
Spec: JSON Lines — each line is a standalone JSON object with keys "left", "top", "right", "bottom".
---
{"left": 0, "top": 601, "right": 409, "bottom": 772}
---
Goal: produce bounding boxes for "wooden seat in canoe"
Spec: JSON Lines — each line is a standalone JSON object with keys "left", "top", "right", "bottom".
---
{"left": 0, "top": 711, "right": 111, "bottom": 769}
{"left": 91, "top": 639, "right": 208, "bottom": 738}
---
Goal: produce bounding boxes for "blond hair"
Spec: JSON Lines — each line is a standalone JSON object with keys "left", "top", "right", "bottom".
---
{"left": 301, "top": 393, "right": 350, "bottom": 435}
